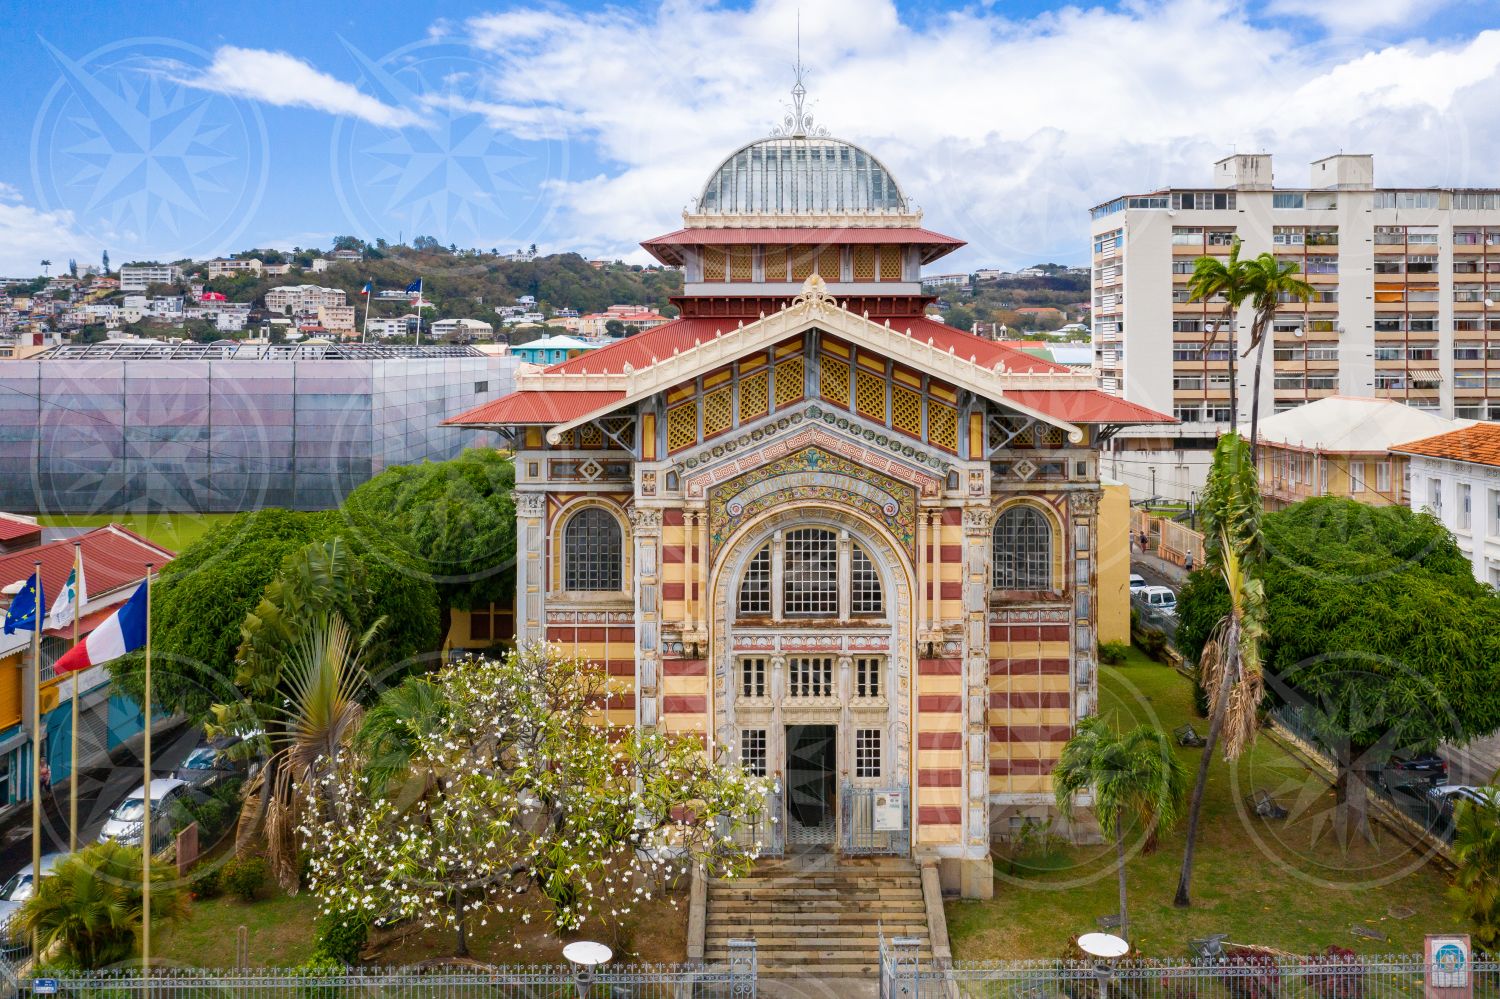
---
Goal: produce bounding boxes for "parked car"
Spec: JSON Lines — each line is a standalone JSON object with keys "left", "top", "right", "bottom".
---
{"left": 0, "top": 852, "right": 65, "bottom": 940}
{"left": 1138, "top": 585, "right": 1177, "bottom": 617}
{"left": 98, "top": 778, "right": 190, "bottom": 848}
{"left": 1379, "top": 751, "right": 1448, "bottom": 791}
{"left": 1128, "top": 574, "right": 1148, "bottom": 595}
{"left": 173, "top": 730, "right": 259, "bottom": 788}
{"left": 1424, "top": 784, "right": 1491, "bottom": 832}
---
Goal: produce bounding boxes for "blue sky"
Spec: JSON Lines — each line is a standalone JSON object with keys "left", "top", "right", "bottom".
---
{"left": 3, "top": 0, "right": 1499, "bottom": 276}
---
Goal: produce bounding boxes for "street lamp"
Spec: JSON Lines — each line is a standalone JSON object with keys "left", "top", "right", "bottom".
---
{"left": 1079, "top": 932, "right": 1130, "bottom": 999}
{"left": 563, "top": 940, "right": 612, "bottom": 999}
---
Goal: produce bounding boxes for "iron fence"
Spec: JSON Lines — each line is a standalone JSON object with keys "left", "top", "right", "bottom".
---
{"left": 843, "top": 784, "right": 910, "bottom": 856}
{"left": 14, "top": 948, "right": 757, "bottom": 999}
{"left": 879, "top": 950, "right": 1500, "bottom": 999}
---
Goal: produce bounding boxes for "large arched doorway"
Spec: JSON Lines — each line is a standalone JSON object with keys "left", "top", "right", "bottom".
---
{"left": 710, "top": 504, "right": 915, "bottom": 855}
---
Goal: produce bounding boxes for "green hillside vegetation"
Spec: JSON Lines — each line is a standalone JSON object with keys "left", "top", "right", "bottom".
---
{"left": 935, "top": 264, "right": 1089, "bottom": 334}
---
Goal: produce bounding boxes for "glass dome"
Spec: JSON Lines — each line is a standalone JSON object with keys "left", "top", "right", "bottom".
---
{"left": 695, "top": 136, "right": 911, "bottom": 216}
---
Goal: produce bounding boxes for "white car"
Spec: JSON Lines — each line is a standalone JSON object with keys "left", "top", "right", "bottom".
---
{"left": 1139, "top": 585, "right": 1177, "bottom": 617}
{"left": 98, "top": 778, "right": 189, "bottom": 848}
{"left": 0, "top": 852, "right": 65, "bottom": 935}
{"left": 1129, "top": 574, "right": 1148, "bottom": 595}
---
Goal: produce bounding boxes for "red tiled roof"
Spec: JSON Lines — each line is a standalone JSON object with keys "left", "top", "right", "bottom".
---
{"left": 642, "top": 227, "right": 964, "bottom": 265}
{"left": 445, "top": 390, "right": 627, "bottom": 427}
{"left": 0, "top": 525, "right": 175, "bottom": 615}
{"left": 0, "top": 516, "right": 41, "bottom": 543}
{"left": 1000, "top": 390, "right": 1175, "bottom": 426}
{"left": 540, "top": 315, "right": 1070, "bottom": 378}
{"left": 1390, "top": 423, "right": 1500, "bottom": 467}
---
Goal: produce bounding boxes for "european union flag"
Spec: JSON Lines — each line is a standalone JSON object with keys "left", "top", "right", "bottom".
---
{"left": 4, "top": 570, "right": 44, "bottom": 635}
{"left": 405, "top": 279, "right": 422, "bottom": 293}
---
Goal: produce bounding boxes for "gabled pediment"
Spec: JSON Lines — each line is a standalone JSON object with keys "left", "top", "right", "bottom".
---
{"left": 532, "top": 282, "right": 1096, "bottom": 445}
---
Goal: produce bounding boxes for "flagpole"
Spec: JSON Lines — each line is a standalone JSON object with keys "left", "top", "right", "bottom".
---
{"left": 142, "top": 564, "right": 153, "bottom": 974}
{"left": 415, "top": 278, "right": 423, "bottom": 347}
{"left": 69, "top": 542, "right": 80, "bottom": 855}
{"left": 29, "top": 559, "right": 41, "bottom": 958}
{"left": 362, "top": 281, "right": 372, "bottom": 345}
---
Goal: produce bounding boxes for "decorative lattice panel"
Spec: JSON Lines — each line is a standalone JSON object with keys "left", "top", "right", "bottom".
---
{"left": 729, "top": 247, "right": 754, "bottom": 282}
{"left": 578, "top": 424, "right": 603, "bottom": 448}
{"left": 855, "top": 369, "right": 887, "bottom": 421}
{"left": 1039, "top": 425, "right": 1067, "bottom": 448}
{"left": 878, "top": 245, "right": 903, "bottom": 282}
{"left": 891, "top": 385, "right": 922, "bottom": 437}
{"left": 702, "top": 386, "right": 733, "bottom": 437}
{"left": 739, "top": 370, "right": 770, "bottom": 422}
{"left": 818, "top": 246, "right": 841, "bottom": 280}
{"left": 702, "top": 247, "right": 726, "bottom": 282}
{"left": 821, "top": 357, "right": 851, "bottom": 407}
{"left": 852, "top": 246, "right": 877, "bottom": 282}
{"left": 666, "top": 402, "right": 698, "bottom": 452}
{"left": 775, "top": 356, "right": 805, "bottom": 407}
{"left": 928, "top": 402, "right": 959, "bottom": 452}
{"left": 764, "top": 246, "right": 788, "bottom": 282}
{"left": 790, "top": 247, "right": 814, "bottom": 281}
{"left": 1012, "top": 423, "right": 1036, "bottom": 448}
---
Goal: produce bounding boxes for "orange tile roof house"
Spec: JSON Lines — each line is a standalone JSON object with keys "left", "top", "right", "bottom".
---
{"left": 1391, "top": 422, "right": 1500, "bottom": 587}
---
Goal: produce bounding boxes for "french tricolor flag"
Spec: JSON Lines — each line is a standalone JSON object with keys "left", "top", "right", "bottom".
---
{"left": 53, "top": 582, "right": 147, "bottom": 674}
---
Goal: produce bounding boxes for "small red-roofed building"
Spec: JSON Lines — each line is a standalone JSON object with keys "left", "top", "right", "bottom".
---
{"left": 1391, "top": 421, "right": 1500, "bottom": 586}
{"left": 446, "top": 77, "right": 1173, "bottom": 900}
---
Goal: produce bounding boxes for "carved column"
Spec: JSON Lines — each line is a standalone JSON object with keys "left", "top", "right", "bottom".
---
{"left": 631, "top": 507, "right": 663, "bottom": 731}
{"left": 1068, "top": 489, "right": 1103, "bottom": 721}
{"left": 514, "top": 491, "right": 547, "bottom": 645}
{"left": 961, "top": 506, "right": 994, "bottom": 879}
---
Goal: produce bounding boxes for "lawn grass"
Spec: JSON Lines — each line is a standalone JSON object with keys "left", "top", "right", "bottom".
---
{"left": 152, "top": 880, "right": 689, "bottom": 968}
{"left": 947, "top": 645, "right": 1461, "bottom": 960}
{"left": 37, "top": 511, "right": 236, "bottom": 552}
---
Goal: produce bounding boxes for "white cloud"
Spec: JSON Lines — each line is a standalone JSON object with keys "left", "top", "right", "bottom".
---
{"left": 1265, "top": 0, "right": 1439, "bottom": 34}
{"left": 179, "top": 46, "right": 420, "bottom": 128}
{"left": 0, "top": 196, "right": 89, "bottom": 277}
{"left": 451, "top": 0, "right": 1500, "bottom": 269}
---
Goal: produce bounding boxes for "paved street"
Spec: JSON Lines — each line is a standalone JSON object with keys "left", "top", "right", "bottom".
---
{"left": 0, "top": 721, "right": 196, "bottom": 881}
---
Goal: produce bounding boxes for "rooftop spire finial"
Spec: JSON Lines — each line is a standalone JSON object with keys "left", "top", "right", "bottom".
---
{"left": 772, "top": 12, "right": 828, "bottom": 139}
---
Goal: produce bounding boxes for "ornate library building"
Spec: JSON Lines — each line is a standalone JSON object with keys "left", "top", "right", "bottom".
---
{"left": 450, "top": 90, "right": 1170, "bottom": 896}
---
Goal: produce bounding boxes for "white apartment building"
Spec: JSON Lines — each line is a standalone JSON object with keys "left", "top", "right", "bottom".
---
{"left": 119, "top": 264, "right": 181, "bottom": 292}
{"left": 1392, "top": 423, "right": 1500, "bottom": 587}
{"left": 265, "top": 284, "right": 347, "bottom": 315}
{"left": 1091, "top": 152, "right": 1500, "bottom": 500}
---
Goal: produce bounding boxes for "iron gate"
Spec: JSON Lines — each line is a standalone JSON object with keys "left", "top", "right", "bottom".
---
{"left": 843, "top": 782, "right": 910, "bottom": 855}
{"left": 728, "top": 782, "right": 784, "bottom": 858}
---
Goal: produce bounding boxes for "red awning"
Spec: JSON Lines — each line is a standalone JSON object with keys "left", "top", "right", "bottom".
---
{"left": 445, "top": 390, "right": 628, "bottom": 427}
{"left": 1000, "top": 390, "right": 1176, "bottom": 426}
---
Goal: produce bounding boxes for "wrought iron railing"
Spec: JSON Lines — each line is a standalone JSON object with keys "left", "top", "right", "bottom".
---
{"left": 843, "top": 783, "right": 910, "bottom": 856}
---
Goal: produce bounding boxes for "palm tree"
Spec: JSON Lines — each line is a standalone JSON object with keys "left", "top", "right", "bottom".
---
{"left": 1452, "top": 790, "right": 1500, "bottom": 951}
{"left": 18, "top": 841, "right": 185, "bottom": 968}
{"left": 1055, "top": 717, "right": 1189, "bottom": 944}
{"left": 1187, "top": 238, "right": 1254, "bottom": 433}
{"left": 230, "top": 613, "right": 372, "bottom": 890}
{"left": 1243, "top": 253, "right": 1314, "bottom": 461}
{"left": 1174, "top": 433, "right": 1265, "bottom": 907}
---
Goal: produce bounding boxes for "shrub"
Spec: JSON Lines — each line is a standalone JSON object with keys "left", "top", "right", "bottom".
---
{"left": 294, "top": 954, "right": 348, "bottom": 999}
{"left": 222, "top": 854, "right": 269, "bottom": 902}
{"left": 1139, "top": 628, "right": 1168, "bottom": 661}
{"left": 312, "top": 910, "right": 370, "bottom": 965}
{"left": 1098, "top": 641, "right": 1129, "bottom": 665}
{"left": 190, "top": 864, "right": 222, "bottom": 900}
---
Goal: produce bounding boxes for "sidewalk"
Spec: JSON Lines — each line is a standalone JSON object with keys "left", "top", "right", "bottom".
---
{"left": 1133, "top": 547, "right": 1189, "bottom": 587}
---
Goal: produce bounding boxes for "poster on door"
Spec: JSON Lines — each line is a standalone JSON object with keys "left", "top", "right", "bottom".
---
{"left": 873, "top": 790, "right": 905, "bottom": 832}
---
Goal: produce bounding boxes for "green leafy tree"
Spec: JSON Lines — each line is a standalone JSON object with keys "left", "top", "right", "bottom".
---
{"left": 304, "top": 646, "right": 770, "bottom": 956}
{"left": 1452, "top": 790, "right": 1500, "bottom": 951}
{"left": 1186, "top": 238, "right": 1254, "bottom": 433}
{"left": 340, "top": 449, "right": 515, "bottom": 634}
{"left": 18, "top": 841, "right": 187, "bottom": 969}
{"left": 1054, "top": 717, "right": 1188, "bottom": 943}
{"left": 604, "top": 318, "right": 626, "bottom": 336}
{"left": 1177, "top": 497, "right": 1500, "bottom": 840}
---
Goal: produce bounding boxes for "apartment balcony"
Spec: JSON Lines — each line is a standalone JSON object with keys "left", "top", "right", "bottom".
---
{"left": 1303, "top": 272, "right": 1340, "bottom": 284}
{"left": 1454, "top": 300, "right": 1488, "bottom": 312}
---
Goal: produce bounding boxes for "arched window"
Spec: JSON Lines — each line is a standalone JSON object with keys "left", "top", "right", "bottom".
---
{"left": 738, "top": 544, "right": 771, "bottom": 615}
{"left": 993, "top": 505, "right": 1052, "bottom": 590}
{"left": 563, "top": 507, "right": 623, "bottom": 591}
{"left": 850, "top": 544, "right": 883, "bottom": 615}
{"left": 783, "top": 528, "right": 838, "bottom": 617}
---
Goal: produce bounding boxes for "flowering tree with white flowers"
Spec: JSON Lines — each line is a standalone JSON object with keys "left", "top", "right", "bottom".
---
{"left": 301, "top": 644, "right": 772, "bottom": 958}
